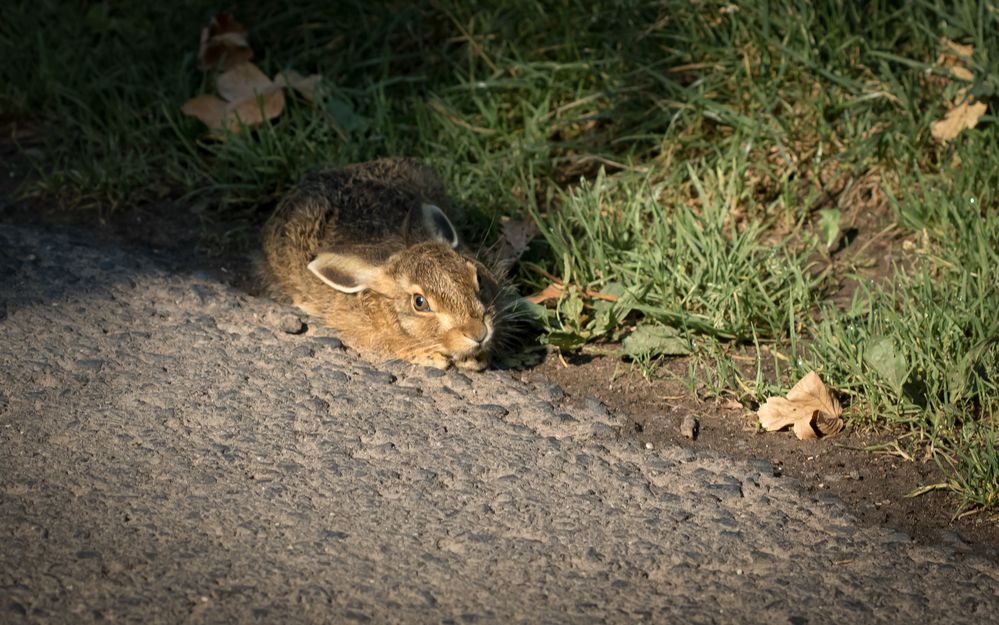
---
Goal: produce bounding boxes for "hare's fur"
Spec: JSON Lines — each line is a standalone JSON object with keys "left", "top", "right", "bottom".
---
{"left": 261, "top": 158, "right": 510, "bottom": 370}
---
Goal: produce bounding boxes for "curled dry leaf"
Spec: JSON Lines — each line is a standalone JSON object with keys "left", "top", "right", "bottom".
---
{"left": 757, "top": 371, "right": 844, "bottom": 440}
{"left": 931, "top": 99, "right": 988, "bottom": 143}
{"left": 525, "top": 282, "right": 564, "bottom": 305}
{"left": 199, "top": 12, "right": 253, "bottom": 71}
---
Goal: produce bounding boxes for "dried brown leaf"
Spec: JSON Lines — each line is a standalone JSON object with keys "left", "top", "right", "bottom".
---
{"left": 525, "top": 282, "right": 565, "bottom": 305}
{"left": 199, "top": 12, "right": 253, "bottom": 71}
{"left": 719, "top": 399, "right": 744, "bottom": 411}
{"left": 180, "top": 95, "right": 229, "bottom": 131}
{"left": 490, "top": 216, "right": 540, "bottom": 268}
{"left": 501, "top": 217, "right": 539, "bottom": 258}
{"left": 931, "top": 99, "right": 988, "bottom": 143}
{"left": 935, "top": 38, "right": 975, "bottom": 83}
{"left": 224, "top": 89, "right": 285, "bottom": 131}
{"left": 181, "top": 89, "right": 285, "bottom": 134}
{"left": 941, "top": 37, "right": 973, "bottom": 60}
{"left": 758, "top": 371, "right": 843, "bottom": 440}
{"left": 949, "top": 66, "right": 974, "bottom": 81}
{"left": 217, "top": 62, "right": 277, "bottom": 103}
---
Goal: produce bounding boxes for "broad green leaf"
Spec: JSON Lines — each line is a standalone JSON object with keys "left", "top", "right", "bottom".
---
{"left": 542, "top": 331, "right": 588, "bottom": 351}
{"left": 323, "top": 94, "right": 369, "bottom": 135}
{"left": 560, "top": 287, "right": 584, "bottom": 326}
{"left": 621, "top": 324, "right": 692, "bottom": 358}
{"left": 587, "top": 283, "right": 624, "bottom": 336}
{"left": 512, "top": 298, "right": 548, "bottom": 324}
{"left": 818, "top": 208, "right": 841, "bottom": 249}
{"left": 864, "top": 336, "right": 908, "bottom": 394}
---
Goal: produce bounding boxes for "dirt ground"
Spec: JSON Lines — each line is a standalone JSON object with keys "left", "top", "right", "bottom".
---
{"left": 524, "top": 354, "right": 999, "bottom": 559}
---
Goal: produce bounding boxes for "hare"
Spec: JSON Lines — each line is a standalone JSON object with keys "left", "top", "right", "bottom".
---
{"left": 260, "top": 158, "right": 514, "bottom": 370}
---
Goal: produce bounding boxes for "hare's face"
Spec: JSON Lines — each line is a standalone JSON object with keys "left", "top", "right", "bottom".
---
{"left": 386, "top": 244, "right": 496, "bottom": 365}
{"left": 308, "top": 241, "right": 501, "bottom": 369}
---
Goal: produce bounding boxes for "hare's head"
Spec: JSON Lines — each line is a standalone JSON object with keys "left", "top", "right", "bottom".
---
{"left": 307, "top": 204, "right": 507, "bottom": 369}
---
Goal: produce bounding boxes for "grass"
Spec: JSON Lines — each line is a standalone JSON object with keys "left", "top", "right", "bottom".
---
{"left": 2, "top": 0, "right": 997, "bottom": 515}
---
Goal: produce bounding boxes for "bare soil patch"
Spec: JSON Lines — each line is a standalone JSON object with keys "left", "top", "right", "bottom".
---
{"left": 523, "top": 352, "right": 999, "bottom": 560}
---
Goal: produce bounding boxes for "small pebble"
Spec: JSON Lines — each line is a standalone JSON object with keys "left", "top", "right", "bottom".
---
{"left": 314, "top": 336, "right": 344, "bottom": 350}
{"left": 582, "top": 396, "right": 610, "bottom": 417}
{"left": 477, "top": 404, "right": 509, "bottom": 418}
{"left": 279, "top": 314, "right": 306, "bottom": 335}
{"left": 680, "top": 415, "right": 699, "bottom": 440}
{"left": 644, "top": 442, "right": 654, "bottom": 450}
{"left": 74, "top": 358, "right": 104, "bottom": 372}
{"left": 588, "top": 422, "right": 614, "bottom": 436}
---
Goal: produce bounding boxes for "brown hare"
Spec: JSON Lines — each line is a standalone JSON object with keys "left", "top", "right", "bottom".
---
{"left": 260, "top": 158, "right": 514, "bottom": 370}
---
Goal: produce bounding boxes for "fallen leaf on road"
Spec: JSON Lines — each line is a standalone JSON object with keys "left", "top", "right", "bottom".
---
{"left": 758, "top": 371, "right": 843, "bottom": 440}
{"left": 931, "top": 99, "right": 988, "bottom": 143}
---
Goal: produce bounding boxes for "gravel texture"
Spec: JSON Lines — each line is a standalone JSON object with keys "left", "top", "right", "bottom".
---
{"left": 1, "top": 224, "right": 997, "bottom": 624}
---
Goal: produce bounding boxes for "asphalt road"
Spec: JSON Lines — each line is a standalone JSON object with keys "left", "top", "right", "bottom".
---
{"left": 1, "top": 223, "right": 997, "bottom": 624}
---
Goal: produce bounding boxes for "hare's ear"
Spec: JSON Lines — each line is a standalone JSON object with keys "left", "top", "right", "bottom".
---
{"left": 421, "top": 203, "right": 459, "bottom": 249}
{"left": 307, "top": 253, "right": 388, "bottom": 294}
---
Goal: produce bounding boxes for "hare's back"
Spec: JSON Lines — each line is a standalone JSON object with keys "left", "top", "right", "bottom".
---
{"left": 282, "top": 169, "right": 417, "bottom": 237}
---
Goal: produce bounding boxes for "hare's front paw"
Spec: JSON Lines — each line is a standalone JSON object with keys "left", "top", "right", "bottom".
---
{"left": 415, "top": 352, "right": 452, "bottom": 370}
{"left": 455, "top": 355, "right": 489, "bottom": 372}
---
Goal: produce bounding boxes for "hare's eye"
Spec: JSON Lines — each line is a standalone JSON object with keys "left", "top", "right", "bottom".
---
{"left": 412, "top": 294, "right": 432, "bottom": 313}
